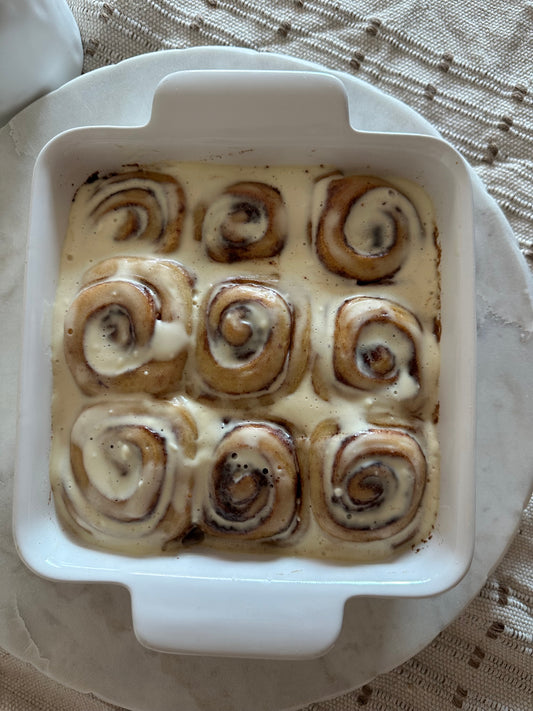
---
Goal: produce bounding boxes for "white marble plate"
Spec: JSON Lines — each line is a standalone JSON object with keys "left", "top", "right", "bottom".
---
{"left": 1, "top": 47, "right": 532, "bottom": 711}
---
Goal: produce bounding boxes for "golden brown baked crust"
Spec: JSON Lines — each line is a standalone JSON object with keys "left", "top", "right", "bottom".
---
{"left": 58, "top": 399, "right": 197, "bottom": 552}
{"left": 83, "top": 169, "right": 186, "bottom": 253}
{"left": 309, "top": 421, "right": 427, "bottom": 542}
{"left": 196, "top": 181, "right": 287, "bottom": 262}
{"left": 203, "top": 421, "right": 302, "bottom": 541}
{"left": 63, "top": 257, "right": 193, "bottom": 396}
{"left": 314, "top": 175, "right": 421, "bottom": 281}
{"left": 51, "top": 164, "right": 440, "bottom": 559}
{"left": 194, "top": 278, "right": 309, "bottom": 402}
{"left": 332, "top": 296, "right": 426, "bottom": 409}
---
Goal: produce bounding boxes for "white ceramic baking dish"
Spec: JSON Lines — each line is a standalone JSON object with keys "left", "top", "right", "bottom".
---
{"left": 14, "top": 70, "right": 475, "bottom": 659}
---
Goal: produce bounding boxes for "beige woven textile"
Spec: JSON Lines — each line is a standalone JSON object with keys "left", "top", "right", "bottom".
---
{"left": 2, "top": 1, "right": 532, "bottom": 710}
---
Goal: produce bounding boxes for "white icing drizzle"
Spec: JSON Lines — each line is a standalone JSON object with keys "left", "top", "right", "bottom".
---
{"left": 207, "top": 298, "right": 272, "bottom": 367}
{"left": 201, "top": 421, "right": 300, "bottom": 541}
{"left": 86, "top": 174, "right": 182, "bottom": 246}
{"left": 84, "top": 310, "right": 189, "bottom": 376}
{"left": 106, "top": 258, "right": 188, "bottom": 318}
{"left": 356, "top": 321, "right": 417, "bottom": 396}
{"left": 203, "top": 193, "right": 268, "bottom": 247}
{"left": 326, "top": 446, "right": 415, "bottom": 529}
{"left": 206, "top": 445, "right": 276, "bottom": 534}
{"left": 65, "top": 257, "right": 193, "bottom": 391}
{"left": 61, "top": 402, "right": 194, "bottom": 546}
{"left": 50, "top": 162, "right": 441, "bottom": 561}
{"left": 343, "top": 186, "right": 421, "bottom": 255}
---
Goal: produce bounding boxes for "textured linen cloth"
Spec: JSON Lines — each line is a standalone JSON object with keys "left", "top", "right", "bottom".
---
{"left": 1, "top": 2, "right": 532, "bottom": 710}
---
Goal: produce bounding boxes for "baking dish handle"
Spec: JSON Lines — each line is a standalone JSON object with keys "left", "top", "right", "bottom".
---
{"left": 149, "top": 69, "right": 352, "bottom": 139}
{"left": 129, "top": 576, "right": 345, "bottom": 658}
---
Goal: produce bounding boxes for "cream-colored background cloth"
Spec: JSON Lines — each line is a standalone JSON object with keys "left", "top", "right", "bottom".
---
{"left": 2, "top": 1, "right": 532, "bottom": 709}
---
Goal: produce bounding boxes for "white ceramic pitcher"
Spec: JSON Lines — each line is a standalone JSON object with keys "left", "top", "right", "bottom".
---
{"left": 0, "top": 0, "right": 83, "bottom": 126}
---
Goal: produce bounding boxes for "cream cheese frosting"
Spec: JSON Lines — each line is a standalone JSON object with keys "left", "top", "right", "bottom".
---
{"left": 50, "top": 162, "right": 441, "bottom": 561}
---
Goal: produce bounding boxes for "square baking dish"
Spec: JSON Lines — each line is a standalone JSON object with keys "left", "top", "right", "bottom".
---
{"left": 14, "top": 70, "right": 475, "bottom": 659}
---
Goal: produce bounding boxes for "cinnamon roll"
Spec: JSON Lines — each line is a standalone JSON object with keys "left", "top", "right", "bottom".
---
{"left": 331, "top": 296, "right": 426, "bottom": 408}
{"left": 64, "top": 257, "right": 193, "bottom": 395}
{"left": 195, "top": 279, "right": 309, "bottom": 400}
{"left": 57, "top": 399, "right": 197, "bottom": 552}
{"left": 196, "top": 181, "right": 287, "bottom": 262}
{"left": 81, "top": 169, "right": 186, "bottom": 253}
{"left": 310, "top": 422, "right": 427, "bottom": 542}
{"left": 203, "top": 422, "right": 301, "bottom": 541}
{"left": 313, "top": 174, "right": 422, "bottom": 281}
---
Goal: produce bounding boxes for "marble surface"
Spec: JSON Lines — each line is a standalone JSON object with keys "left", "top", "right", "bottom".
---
{"left": 1, "top": 48, "right": 532, "bottom": 711}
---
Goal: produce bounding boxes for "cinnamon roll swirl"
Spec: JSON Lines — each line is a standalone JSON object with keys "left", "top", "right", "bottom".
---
{"left": 313, "top": 175, "right": 422, "bottom": 281}
{"left": 195, "top": 279, "right": 309, "bottom": 400}
{"left": 196, "top": 181, "right": 287, "bottom": 262}
{"left": 82, "top": 169, "right": 186, "bottom": 253}
{"left": 310, "top": 422, "right": 427, "bottom": 542}
{"left": 203, "top": 422, "right": 301, "bottom": 541}
{"left": 332, "top": 296, "right": 426, "bottom": 407}
{"left": 57, "top": 399, "right": 197, "bottom": 552}
{"left": 64, "top": 257, "right": 193, "bottom": 395}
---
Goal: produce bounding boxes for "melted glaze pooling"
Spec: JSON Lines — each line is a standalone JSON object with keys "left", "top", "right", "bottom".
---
{"left": 50, "top": 162, "right": 441, "bottom": 561}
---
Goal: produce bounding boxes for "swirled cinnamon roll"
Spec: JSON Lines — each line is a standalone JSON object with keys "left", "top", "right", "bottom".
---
{"left": 203, "top": 422, "right": 301, "bottom": 541}
{"left": 330, "top": 296, "right": 428, "bottom": 409}
{"left": 196, "top": 181, "right": 287, "bottom": 262}
{"left": 313, "top": 174, "right": 422, "bottom": 281}
{"left": 81, "top": 169, "right": 186, "bottom": 252}
{"left": 64, "top": 257, "right": 193, "bottom": 395}
{"left": 57, "top": 399, "right": 197, "bottom": 552}
{"left": 195, "top": 279, "right": 309, "bottom": 401}
{"left": 310, "top": 422, "right": 427, "bottom": 542}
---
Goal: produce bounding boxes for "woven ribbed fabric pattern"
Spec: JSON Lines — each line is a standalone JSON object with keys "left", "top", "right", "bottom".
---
{"left": 1, "top": 2, "right": 531, "bottom": 710}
